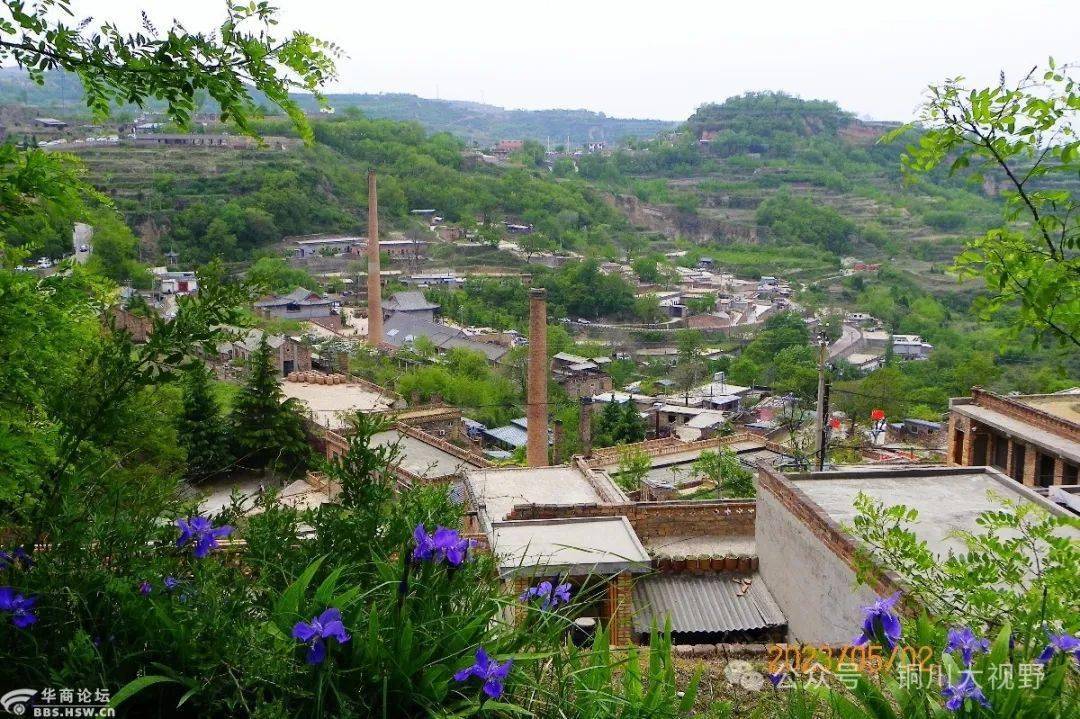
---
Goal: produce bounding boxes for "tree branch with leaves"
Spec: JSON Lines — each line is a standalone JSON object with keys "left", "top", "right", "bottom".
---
{"left": 887, "top": 59, "right": 1080, "bottom": 347}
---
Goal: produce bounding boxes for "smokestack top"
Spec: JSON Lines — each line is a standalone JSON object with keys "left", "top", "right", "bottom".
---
{"left": 529, "top": 287, "right": 547, "bottom": 299}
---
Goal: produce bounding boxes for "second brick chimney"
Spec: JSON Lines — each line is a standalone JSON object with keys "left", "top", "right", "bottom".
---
{"left": 526, "top": 287, "right": 549, "bottom": 467}
{"left": 366, "top": 169, "right": 383, "bottom": 347}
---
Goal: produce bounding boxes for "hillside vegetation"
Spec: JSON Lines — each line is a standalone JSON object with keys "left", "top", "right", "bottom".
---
{"left": 0, "top": 68, "right": 674, "bottom": 144}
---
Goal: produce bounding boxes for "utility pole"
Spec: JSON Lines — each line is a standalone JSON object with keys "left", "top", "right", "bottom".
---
{"left": 814, "top": 332, "right": 829, "bottom": 471}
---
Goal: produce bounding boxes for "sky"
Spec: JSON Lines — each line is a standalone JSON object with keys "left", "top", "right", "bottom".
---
{"left": 64, "top": 1, "right": 1080, "bottom": 121}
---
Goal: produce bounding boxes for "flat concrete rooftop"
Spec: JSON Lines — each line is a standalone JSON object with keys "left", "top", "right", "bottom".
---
{"left": 1015, "top": 394, "right": 1080, "bottom": 425}
{"left": 280, "top": 380, "right": 395, "bottom": 429}
{"left": 790, "top": 467, "right": 1072, "bottom": 556}
{"left": 467, "top": 466, "right": 615, "bottom": 522}
{"left": 644, "top": 535, "right": 756, "bottom": 559}
{"left": 491, "top": 516, "right": 651, "bottom": 577}
{"left": 372, "top": 430, "right": 470, "bottom": 479}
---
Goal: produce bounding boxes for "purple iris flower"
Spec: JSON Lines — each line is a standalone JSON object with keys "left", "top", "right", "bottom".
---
{"left": 941, "top": 670, "right": 991, "bottom": 712}
{"left": 292, "top": 608, "right": 351, "bottom": 665}
{"left": 138, "top": 581, "right": 152, "bottom": 596}
{"left": 945, "top": 627, "right": 990, "bottom": 666}
{"left": 1037, "top": 633, "right": 1080, "bottom": 666}
{"left": 453, "top": 647, "right": 512, "bottom": 699}
{"left": 520, "top": 580, "right": 573, "bottom": 610}
{"left": 0, "top": 547, "right": 32, "bottom": 571}
{"left": 164, "top": 576, "right": 179, "bottom": 592}
{"left": 176, "top": 516, "right": 233, "bottom": 559}
{"left": 853, "top": 591, "right": 902, "bottom": 650}
{"left": 411, "top": 524, "right": 470, "bottom": 566}
{"left": 0, "top": 586, "right": 37, "bottom": 629}
{"left": 766, "top": 672, "right": 785, "bottom": 687}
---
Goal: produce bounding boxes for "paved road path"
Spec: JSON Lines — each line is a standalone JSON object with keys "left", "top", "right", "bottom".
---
{"left": 827, "top": 322, "right": 863, "bottom": 361}
{"left": 72, "top": 222, "right": 93, "bottom": 264}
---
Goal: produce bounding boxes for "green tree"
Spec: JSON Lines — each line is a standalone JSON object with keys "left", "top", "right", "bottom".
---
{"left": 177, "top": 362, "right": 232, "bottom": 483}
{"left": 1, "top": 1, "right": 336, "bottom": 139}
{"left": 614, "top": 446, "right": 651, "bottom": 493}
{"left": 693, "top": 448, "right": 755, "bottom": 498}
{"left": 895, "top": 61, "right": 1080, "bottom": 347}
{"left": 230, "top": 335, "right": 310, "bottom": 475}
{"left": 631, "top": 255, "right": 662, "bottom": 283}
{"left": 592, "top": 398, "right": 646, "bottom": 447}
{"left": 247, "top": 256, "right": 317, "bottom": 293}
{"left": 634, "top": 293, "right": 664, "bottom": 323}
{"left": 618, "top": 400, "right": 647, "bottom": 443}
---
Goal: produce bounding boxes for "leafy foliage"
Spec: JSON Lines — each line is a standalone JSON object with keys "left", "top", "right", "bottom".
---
{"left": 894, "top": 61, "right": 1080, "bottom": 347}
{"left": 1, "top": 0, "right": 337, "bottom": 140}
{"left": 229, "top": 334, "right": 310, "bottom": 476}
{"left": 848, "top": 493, "right": 1079, "bottom": 640}
{"left": 692, "top": 448, "right": 755, "bottom": 498}
{"left": 177, "top": 363, "right": 232, "bottom": 483}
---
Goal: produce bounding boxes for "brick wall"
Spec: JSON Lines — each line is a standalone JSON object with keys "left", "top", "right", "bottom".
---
{"left": 585, "top": 433, "right": 784, "bottom": 466}
{"left": 970, "top": 387, "right": 1080, "bottom": 441}
{"left": 395, "top": 423, "right": 492, "bottom": 468}
{"left": 505, "top": 499, "right": 756, "bottom": 540}
{"left": 108, "top": 306, "right": 153, "bottom": 343}
{"left": 281, "top": 339, "right": 312, "bottom": 373}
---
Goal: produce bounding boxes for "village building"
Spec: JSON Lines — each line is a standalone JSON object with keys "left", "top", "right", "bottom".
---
{"left": 215, "top": 328, "right": 313, "bottom": 377}
{"left": 378, "top": 238, "right": 428, "bottom": 259}
{"left": 947, "top": 387, "right": 1080, "bottom": 487}
{"left": 381, "top": 292, "right": 510, "bottom": 364}
{"left": 892, "top": 334, "right": 933, "bottom": 360}
{"left": 129, "top": 133, "right": 256, "bottom": 148}
{"left": 658, "top": 376, "right": 750, "bottom": 412}
{"left": 402, "top": 271, "right": 466, "bottom": 288}
{"left": 755, "top": 464, "right": 1074, "bottom": 644}
{"left": 254, "top": 287, "right": 336, "bottom": 321}
{"left": 293, "top": 236, "right": 363, "bottom": 258}
{"left": 587, "top": 435, "right": 791, "bottom": 500}
{"left": 493, "top": 140, "right": 524, "bottom": 157}
{"left": 844, "top": 352, "right": 886, "bottom": 375}
{"left": 551, "top": 352, "right": 613, "bottom": 399}
{"left": 462, "top": 459, "right": 787, "bottom": 645}
{"left": 383, "top": 290, "right": 440, "bottom": 322}
{"left": 150, "top": 267, "right": 198, "bottom": 295}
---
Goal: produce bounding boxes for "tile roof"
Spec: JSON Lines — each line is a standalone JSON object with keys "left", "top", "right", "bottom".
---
{"left": 385, "top": 291, "right": 440, "bottom": 312}
{"left": 254, "top": 287, "right": 331, "bottom": 308}
{"left": 382, "top": 312, "right": 508, "bottom": 362}
{"left": 632, "top": 573, "right": 786, "bottom": 634}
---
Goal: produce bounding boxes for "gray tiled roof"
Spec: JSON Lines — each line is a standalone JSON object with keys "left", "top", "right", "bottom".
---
{"left": 632, "top": 573, "right": 786, "bottom": 634}
{"left": 385, "top": 291, "right": 440, "bottom": 312}
{"left": 382, "top": 313, "right": 508, "bottom": 362}
{"left": 254, "top": 287, "right": 331, "bottom": 308}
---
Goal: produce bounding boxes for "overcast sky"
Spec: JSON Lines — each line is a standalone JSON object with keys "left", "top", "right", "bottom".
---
{"left": 69, "top": 1, "right": 1079, "bottom": 121}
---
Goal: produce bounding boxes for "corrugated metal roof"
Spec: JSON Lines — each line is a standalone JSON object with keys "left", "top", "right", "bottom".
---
{"left": 483, "top": 425, "right": 529, "bottom": 448}
{"left": 632, "top": 574, "right": 785, "bottom": 634}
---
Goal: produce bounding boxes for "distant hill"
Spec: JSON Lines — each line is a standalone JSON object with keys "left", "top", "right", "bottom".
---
{"left": 288, "top": 92, "right": 675, "bottom": 145}
{"left": 0, "top": 68, "right": 674, "bottom": 146}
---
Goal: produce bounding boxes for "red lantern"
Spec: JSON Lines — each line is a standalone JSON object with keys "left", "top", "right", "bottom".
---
{"left": 870, "top": 408, "right": 885, "bottom": 421}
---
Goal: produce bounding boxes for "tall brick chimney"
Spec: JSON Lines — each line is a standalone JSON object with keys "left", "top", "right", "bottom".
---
{"left": 579, "top": 396, "right": 592, "bottom": 458}
{"left": 366, "top": 169, "right": 383, "bottom": 347}
{"left": 526, "top": 287, "right": 549, "bottom": 467}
